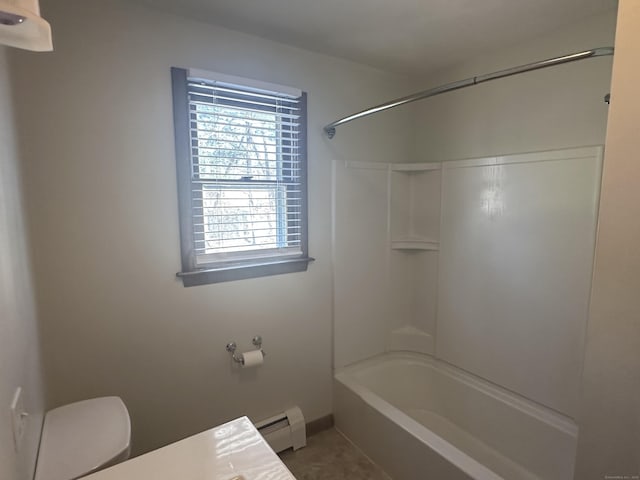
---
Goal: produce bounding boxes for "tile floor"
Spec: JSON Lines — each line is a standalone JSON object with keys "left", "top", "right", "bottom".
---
{"left": 279, "top": 428, "right": 390, "bottom": 480}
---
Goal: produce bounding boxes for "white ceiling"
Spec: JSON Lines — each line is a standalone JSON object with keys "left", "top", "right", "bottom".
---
{"left": 138, "top": 0, "right": 616, "bottom": 76}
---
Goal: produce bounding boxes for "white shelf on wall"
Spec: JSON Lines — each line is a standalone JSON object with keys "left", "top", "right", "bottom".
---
{"left": 343, "top": 161, "right": 441, "bottom": 172}
{"left": 344, "top": 160, "right": 390, "bottom": 171}
{"left": 391, "top": 162, "right": 441, "bottom": 172}
{"left": 391, "top": 238, "right": 439, "bottom": 251}
{"left": 389, "top": 160, "right": 441, "bottom": 254}
{"left": 388, "top": 325, "right": 434, "bottom": 355}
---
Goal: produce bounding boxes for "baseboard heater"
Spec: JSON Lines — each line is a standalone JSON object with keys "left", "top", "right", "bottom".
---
{"left": 255, "top": 406, "right": 306, "bottom": 453}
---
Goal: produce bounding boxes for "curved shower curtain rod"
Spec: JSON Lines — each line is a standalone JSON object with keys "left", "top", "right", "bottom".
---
{"left": 323, "top": 46, "right": 614, "bottom": 139}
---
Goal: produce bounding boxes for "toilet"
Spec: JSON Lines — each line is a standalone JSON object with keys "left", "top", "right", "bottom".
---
{"left": 34, "top": 397, "right": 131, "bottom": 480}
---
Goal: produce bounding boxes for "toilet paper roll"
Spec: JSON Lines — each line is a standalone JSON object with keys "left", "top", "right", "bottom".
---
{"left": 241, "top": 350, "right": 264, "bottom": 368}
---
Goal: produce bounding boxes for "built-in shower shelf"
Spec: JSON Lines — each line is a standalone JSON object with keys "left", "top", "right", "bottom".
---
{"left": 391, "top": 162, "right": 441, "bottom": 173}
{"left": 391, "top": 239, "right": 439, "bottom": 251}
{"left": 388, "top": 325, "right": 434, "bottom": 355}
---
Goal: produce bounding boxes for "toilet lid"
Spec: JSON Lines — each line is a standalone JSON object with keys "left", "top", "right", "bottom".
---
{"left": 35, "top": 397, "right": 131, "bottom": 480}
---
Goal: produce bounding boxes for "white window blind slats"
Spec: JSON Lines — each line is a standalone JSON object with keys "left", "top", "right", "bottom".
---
{"left": 194, "top": 238, "right": 303, "bottom": 249}
{"left": 193, "top": 232, "right": 303, "bottom": 244}
{"left": 187, "top": 77, "right": 305, "bottom": 263}
{"left": 188, "top": 82, "right": 302, "bottom": 104}
{"left": 191, "top": 130, "right": 298, "bottom": 143}
{"left": 191, "top": 193, "right": 304, "bottom": 200}
{"left": 190, "top": 178, "right": 302, "bottom": 185}
{"left": 190, "top": 164, "right": 300, "bottom": 176}
{"left": 191, "top": 233, "right": 303, "bottom": 244}
{"left": 192, "top": 140, "right": 302, "bottom": 152}
{"left": 190, "top": 164, "right": 301, "bottom": 172}
{"left": 189, "top": 98, "right": 302, "bottom": 115}
{"left": 190, "top": 208, "right": 303, "bottom": 214}
{"left": 192, "top": 111, "right": 301, "bottom": 123}
{"left": 191, "top": 219, "right": 302, "bottom": 228}
{"left": 192, "top": 150, "right": 302, "bottom": 159}
{"left": 189, "top": 85, "right": 302, "bottom": 103}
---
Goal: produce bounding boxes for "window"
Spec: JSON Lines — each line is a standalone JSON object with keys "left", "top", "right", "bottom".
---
{"left": 171, "top": 68, "right": 311, "bottom": 286}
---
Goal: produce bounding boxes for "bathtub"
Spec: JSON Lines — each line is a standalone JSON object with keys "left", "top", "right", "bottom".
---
{"left": 334, "top": 353, "right": 578, "bottom": 480}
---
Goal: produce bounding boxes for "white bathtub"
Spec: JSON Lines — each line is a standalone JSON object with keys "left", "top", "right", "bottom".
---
{"left": 334, "top": 353, "right": 578, "bottom": 480}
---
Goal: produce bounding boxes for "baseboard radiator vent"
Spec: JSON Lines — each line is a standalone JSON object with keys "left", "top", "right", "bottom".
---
{"left": 255, "top": 406, "right": 306, "bottom": 453}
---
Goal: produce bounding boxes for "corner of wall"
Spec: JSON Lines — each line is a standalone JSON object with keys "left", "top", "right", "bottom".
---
{"left": 0, "top": 45, "right": 47, "bottom": 480}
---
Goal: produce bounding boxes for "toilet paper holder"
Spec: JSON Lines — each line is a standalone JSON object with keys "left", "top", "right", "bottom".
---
{"left": 226, "top": 336, "right": 265, "bottom": 365}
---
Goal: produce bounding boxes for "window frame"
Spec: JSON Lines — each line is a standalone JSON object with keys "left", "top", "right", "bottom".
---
{"left": 171, "top": 67, "right": 312, "bottom": 287}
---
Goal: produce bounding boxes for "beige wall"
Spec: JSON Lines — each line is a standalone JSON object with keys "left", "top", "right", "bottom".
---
{"left": 0, "top": 46, "right": 46, "bottom": 480}
{"left": 413, "top": 11, "right": 616, "bottom": 162}
{"left": 574, "top": 1, "right": 640, "bottom": 477}
{"left": 9, "top": 0, "right": 415, "bottom": 455}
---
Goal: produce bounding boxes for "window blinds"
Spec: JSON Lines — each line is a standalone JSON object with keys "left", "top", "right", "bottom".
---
{"left": 187, "top": 77, "right": 306, "bottom": 266}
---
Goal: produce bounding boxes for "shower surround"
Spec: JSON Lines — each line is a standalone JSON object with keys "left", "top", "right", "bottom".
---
{"left": 332, "top": 147, "right": 603, "bottom": 479}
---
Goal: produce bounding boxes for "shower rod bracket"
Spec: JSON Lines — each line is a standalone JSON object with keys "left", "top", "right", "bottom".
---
{"left": 324, "top": 46, "right": 614, "bottom": 139}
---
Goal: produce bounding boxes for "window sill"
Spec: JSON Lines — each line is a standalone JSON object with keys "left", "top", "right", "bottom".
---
{"left": 177, "top": 256, "right": 314, "bottom": 287}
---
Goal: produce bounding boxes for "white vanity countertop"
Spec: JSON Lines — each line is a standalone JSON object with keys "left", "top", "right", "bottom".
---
{"left": 82, "top": 416, "right": 296, "bottom": 480}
